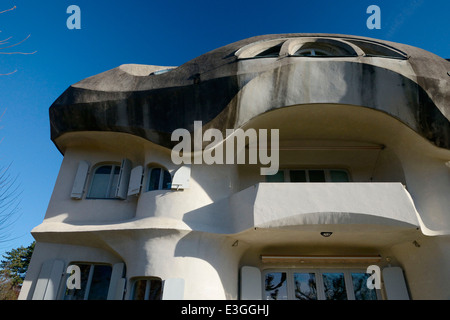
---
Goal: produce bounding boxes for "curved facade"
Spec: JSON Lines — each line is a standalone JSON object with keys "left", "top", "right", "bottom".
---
{"left": 20, "top": 34, "right": 450, "bottom": 300}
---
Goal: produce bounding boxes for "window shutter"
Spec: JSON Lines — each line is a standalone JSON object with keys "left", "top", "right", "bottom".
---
{"left": 32, "top": 260, "right": 65, "bottom": 300}
{"left": 107, "top": 263, "right": 126, "bottom": 300}
{"left": 127, "top": 166, "right": 143, "bottom": 196}
{"left": 382, "top": 267, "right": 410, "bottom": 300}
{"left": 115, "top": 158, "right": 132, "bottom": 199}
{"left": 162, "top": 278, "right": 185, "bottom": 300}
{"left": 240, "top": 266, "right": 262, "bottom": 300}
{"left": 171, "top": 165, "right": 191, "bottom": 190}
{"left": 71, "top": 161, "right": 90, "bottom": 199}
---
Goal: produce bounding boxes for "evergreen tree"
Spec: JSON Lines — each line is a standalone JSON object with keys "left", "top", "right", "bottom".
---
{"left": 0, "top": 241, "right": 35, "bottom": 299}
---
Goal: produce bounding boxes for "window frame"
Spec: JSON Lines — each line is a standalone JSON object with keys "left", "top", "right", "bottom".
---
{"left": 146, "top": 166, "right": 172, "bottom": 192}
{"left": 86, "top": 163, "right": 121, "bottom": 199}
{"left": 262, "top": 268, "right": 381, "bottom": 301}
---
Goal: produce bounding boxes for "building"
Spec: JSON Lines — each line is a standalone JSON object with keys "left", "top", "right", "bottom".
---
{"left": 19, "top": 34, "right": 450, "bottom": 300}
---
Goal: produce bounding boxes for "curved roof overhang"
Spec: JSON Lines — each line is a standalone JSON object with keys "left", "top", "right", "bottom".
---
{"left": 49, "top": 34, "right": 450, "bottom": 153}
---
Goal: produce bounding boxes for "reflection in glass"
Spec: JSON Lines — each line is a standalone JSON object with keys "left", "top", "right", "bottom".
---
{"left": 88, "top": 165, "right": 120, "bottom": 198}
{"left": 294, "top": 273, "right": 317, "bottom": 300}
{"left": 89, "top": 166, "right": 112, "bottom": 198}
{"left": 330, "top": 170, "right": 349, "bottom": 182}
{"left": 351, "top": 273, "right": 378, "bottom": 300}
{"left": 265, "top": 272, "right": 288, "bottom": 300}
{"left": 322, "top": 273, "right": 347, "bottom": 300}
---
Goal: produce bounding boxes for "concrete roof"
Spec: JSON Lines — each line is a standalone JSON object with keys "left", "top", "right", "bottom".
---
{"left": 49, "top": 33, "right": 450, "bottom": 152}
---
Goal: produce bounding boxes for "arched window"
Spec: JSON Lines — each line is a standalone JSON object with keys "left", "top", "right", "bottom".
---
{"left": 291, "top": 41, "right": 356, "bottom": 57}
{"left": 147, "top": 167, "right": 172, "bottom": 191}
{"left": 87, "top": 164, "right": 121, "bottom": 199}
{"left": 293, "top": 48, "right": 333, "bottom": 57}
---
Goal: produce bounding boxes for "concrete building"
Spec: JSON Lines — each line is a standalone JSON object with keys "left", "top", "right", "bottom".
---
{"left": 19, "top": 34, "right": 450, "bottom": 300}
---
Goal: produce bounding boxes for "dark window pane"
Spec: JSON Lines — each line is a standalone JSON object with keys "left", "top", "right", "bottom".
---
{"left": 290, "top": 170, "right": 307, "bottom": 182}
{"left": 309, "top": 170, "right": 326, "bottom": 182}
{"left": 96, "top": 166, "right": 112, "bottom": 175}
{"left": 266, "top": 171, "right": 285, "bottom": 182}
{"left": 255, "top": 44, "right": 282, "bottom": 57}
{"left": 148, "top": 279, "right": 162, "bottom": 300}
{"left": 64, "top": 264, "right": 91, "bottom": 300}
{"left": 148, "top": 168, "right": 161, "bottom": 191}
{"left": 162, "top": 170, "right": 172, "bottom": 190}
{"left": 88, "top": 265, "right": 112, "bottom": 300}
{"left": 132, "top": 278, "right": 162, "bottom": 300}
{"left": 132, "top": 280, "right": 147, "bottom": 300}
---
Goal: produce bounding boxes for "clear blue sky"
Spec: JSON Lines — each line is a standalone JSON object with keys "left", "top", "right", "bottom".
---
{"left": 0, "top": 0, "right": 449, "bottom": 257}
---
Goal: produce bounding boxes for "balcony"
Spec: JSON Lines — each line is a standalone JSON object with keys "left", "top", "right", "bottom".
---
{"left": 228, "top": 182, "right": 421, "bottom": 246}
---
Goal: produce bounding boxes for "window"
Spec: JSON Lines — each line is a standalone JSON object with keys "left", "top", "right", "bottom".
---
{"left": 147, "top": 167, "right": 172, "bottom": 191}
{"left": 150, "top": 68, "right": 173, "bottom": 75}
{"left": 254, "top": 44, "right": 283, "bottom": 58}
{"left": 266, "top": 169, "right": 350, "bottom": 183}
{"left": 72, "top": 159, "right": 132, "bottom": 200}
{"left": 64, "top": 263, "right": 112, "bottom": 300}
{"left": 130, "top": 277, "right": 163, "bottom": 300}
{"left": 87, "top": 164, "right": 121, "bottom": 199}
{"left": 346, "top": 39, "right": 407, "bottom": 59}
{"left": 294, "top": 48, "right": 333, "bottom": 57}
{"left": 290, "top": 40, "right": 357, "bottom": 57}
{"left": 264, "top": 269, "right": 379, "bottom": 300}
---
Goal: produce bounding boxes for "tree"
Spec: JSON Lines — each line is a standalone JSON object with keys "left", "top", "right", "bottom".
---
{"left": 0, "top": 5, "right": 29, "bottom": 241}
{"left": 0, "top": 241, "right": 35, "bottom": 300}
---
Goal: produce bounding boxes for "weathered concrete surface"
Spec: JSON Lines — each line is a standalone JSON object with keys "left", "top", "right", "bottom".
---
{"left": 49, "top": 34, "right": 450, "bottom": 152}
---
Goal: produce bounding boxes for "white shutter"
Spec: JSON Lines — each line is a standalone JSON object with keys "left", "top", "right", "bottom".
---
{"left": 162, "top": 278, "right": 185, "bottom": 300}
{"left": 32, "top": 260, "right": 65, "bottom": 300}
{"left": 71, "top": 161, "right": 90, "bottom": 199}
{"left": 240, "top": 266, "right": 262, "bottom": 300}
{"left": 171, "top": 166, "right": 190, "bottom": 190}
{"left": 107, "top": 263, "right": 126, "bottom": 300}
{"left": 127, "top": 166, "right": 143, "bottom": 196}
{"left": 382, "top": 267, "right": 410, "bottom": 300}
{"left": 115, "top": 158, "right": 132, "bottom": 199}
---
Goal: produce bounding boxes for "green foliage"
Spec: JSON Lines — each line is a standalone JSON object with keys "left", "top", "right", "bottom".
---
{"left": 0, "top": 241, "right": 35, "bottom": 299}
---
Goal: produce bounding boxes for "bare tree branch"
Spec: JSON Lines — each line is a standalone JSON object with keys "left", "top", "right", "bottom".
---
{"left": 0, "top": 6, "right": 16, "bottom": 15}
{"left": 0, "top": 111, "right": 23, "bottom": 244}
{"left": 0, "top": 5, "right": 36, "bottom": 74}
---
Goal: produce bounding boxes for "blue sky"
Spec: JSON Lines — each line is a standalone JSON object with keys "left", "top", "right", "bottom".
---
{"left": 0, "top": 0, "right": 449, "bottom": 257}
